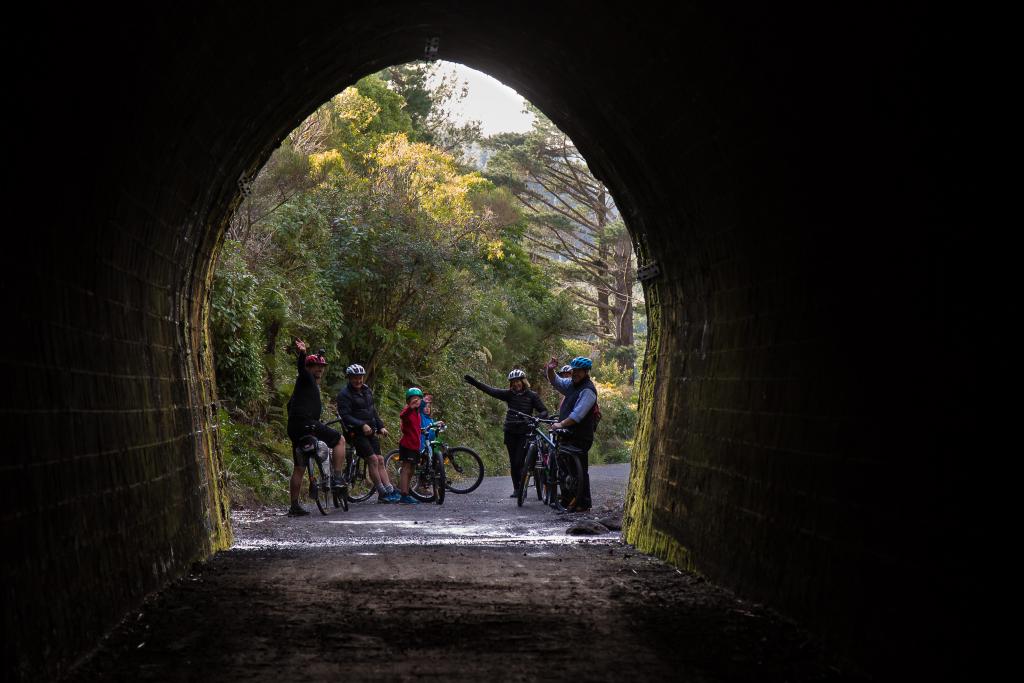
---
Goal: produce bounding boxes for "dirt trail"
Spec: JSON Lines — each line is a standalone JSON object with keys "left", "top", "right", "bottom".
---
{"left": 68, "top": 465, "right": 863, "bottom": 682}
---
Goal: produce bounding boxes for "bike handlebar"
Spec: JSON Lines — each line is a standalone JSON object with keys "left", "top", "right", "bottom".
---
{"left": 508, "top": 409, "right": 556, "bottom": 423}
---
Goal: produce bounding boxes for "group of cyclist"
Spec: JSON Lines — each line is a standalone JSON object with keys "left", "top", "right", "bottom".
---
{"left": 464, "top": 356, "right": 596, "bottom": 511}
{"left": 286, "top": 338, "right": 597, "bottom": 516}
{"left": 287, "top": 339, "right": 401, "bottom": 515}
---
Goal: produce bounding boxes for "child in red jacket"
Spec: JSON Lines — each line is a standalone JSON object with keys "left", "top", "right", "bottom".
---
{"left": 397, "top": 388, "right": 425, "bottom": 504}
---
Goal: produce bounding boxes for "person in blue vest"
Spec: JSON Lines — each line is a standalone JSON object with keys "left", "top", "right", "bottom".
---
{"left": 545, "top": 356, "right": 597, "bottom": 512}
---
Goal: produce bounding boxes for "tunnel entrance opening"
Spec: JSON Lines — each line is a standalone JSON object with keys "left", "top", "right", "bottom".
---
{"left": 211, "top": 60, "right": 648, "bottom": 520}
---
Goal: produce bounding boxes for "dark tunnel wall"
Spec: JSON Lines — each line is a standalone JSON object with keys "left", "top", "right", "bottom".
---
{"left": 3, "top": 4, "right": 976, "bottom": 680}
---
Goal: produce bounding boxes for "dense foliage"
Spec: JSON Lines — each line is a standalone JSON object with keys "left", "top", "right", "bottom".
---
{"left": 484, "top": 106, "right": 642, "bottom": 381}
{"left": 212, "top": 63, "right": 638, "bottom": 505}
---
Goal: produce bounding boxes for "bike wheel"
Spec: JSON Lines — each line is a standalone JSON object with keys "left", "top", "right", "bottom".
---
{"left": 527, "top": 444, "right": 544, "bottom": 501}
{"left": 388, "top": 449, "right": 435, "bottom": 502}
{"left": 333, "top": 486, "right": 349, "bottom": 511}
{"left": 544, "top": 457, "right": 558, "bottom": 506}
{"left": 558, "top": 452, "right": 583, "bottom": 511}
{"left": 443, "top": 447, "right": 484, "bottom": 493}
{"left": 434, "top": 453, "right": 446, "bottom": 505}
{"left": 383, "top": 449, "right": 402, "bottom": 488}
{"left": 345, "top": 457, "right": 376, "bottom": 503}
{"left": 517, "top": 447, "right": 533, "bottom": 507}
{"left": 308, "top": 458, "right": 330, "bottom": 515}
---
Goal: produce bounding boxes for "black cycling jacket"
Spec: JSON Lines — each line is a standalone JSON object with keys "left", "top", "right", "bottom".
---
{"left": 287, "top": 351, "right": 321, "bottom": 427}
{"left": 336, "top": 382, "right": 384, "bottom": 432}
{"left": 465, "top": 375, "right": 548, "bottom": 434}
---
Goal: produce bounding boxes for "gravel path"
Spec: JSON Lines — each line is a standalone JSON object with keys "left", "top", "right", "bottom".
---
{"left": 69, "top": 465, "right": 863, "bottom": 682}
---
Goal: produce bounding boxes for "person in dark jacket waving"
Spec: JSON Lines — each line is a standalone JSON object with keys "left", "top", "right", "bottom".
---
{"left": 464, "top": 369, "right": 549, "bottom": 497}
{"left": 285, "top": 339, "right": 347, "bottom": 516}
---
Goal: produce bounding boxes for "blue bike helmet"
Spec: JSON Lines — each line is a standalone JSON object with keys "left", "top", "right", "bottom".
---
{"left": 569, "top": 356, "right": 592, "bottom": 370}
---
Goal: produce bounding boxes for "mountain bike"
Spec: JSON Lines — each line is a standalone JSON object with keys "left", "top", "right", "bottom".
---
{"left": 384, "top": 427, "right": 446, "bottom": 504}
{"left": 510, "top": 410, "right": 583, "bottom": 510}
{"left": 387, "top": 421, "right": 485, "bottom": 494}
{"left": 508, "top": 410, "right": 552, "bottom": 506}
{"left": 325, "top": 418, "right": 379, "bottom": 505}
{"left": 295, "top": 424, "right": 338, "bottom": 515}
{"left": 428, "top": 422, "right": 484, "bottom": 494}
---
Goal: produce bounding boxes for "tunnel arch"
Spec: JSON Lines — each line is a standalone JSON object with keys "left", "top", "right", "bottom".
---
{"left": 5, "top": 4, "right": 971, "bottom": 680}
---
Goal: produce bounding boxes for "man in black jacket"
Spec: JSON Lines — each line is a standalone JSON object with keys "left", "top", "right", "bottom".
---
{"left": 464, "top": 370, "right": 548, "bottom": 497}
{"left": 336, "top": 364, "right": 399, "bottom": 503}
{"left": 286, "top": 339, "right": 347, "bottom": 516}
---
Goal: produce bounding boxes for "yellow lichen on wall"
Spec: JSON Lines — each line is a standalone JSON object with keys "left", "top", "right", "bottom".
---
{"left": 622, "top": 279, "right": 693, "bottom": 571}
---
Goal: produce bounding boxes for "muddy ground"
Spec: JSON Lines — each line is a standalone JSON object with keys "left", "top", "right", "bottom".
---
{"left": 68, "top": 465, "right": 864, "bottom": 682}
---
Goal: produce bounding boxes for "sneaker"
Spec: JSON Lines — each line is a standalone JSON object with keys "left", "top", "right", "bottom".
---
{"left": 288, "top": 503, "right": 310, "bottom": 517}
{"left": 331, "top": 475, "right": 347, "bottom": 490}
{"left": 399, "top": 495, "right": 420, "bottom": 504}
{"left": 377, "top": 494, "right": 394, "bottom": 504}
{"left": 509, "top": 491, "right": 518, "bottom": 498}
{"left": 387, "top": 491, "right": 402, "bottom": 503}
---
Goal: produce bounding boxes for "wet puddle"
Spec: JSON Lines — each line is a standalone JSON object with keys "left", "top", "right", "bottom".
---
{"left": 231, "top": 515, "right": 619, "bottom": 550}
{"left": 232, "top": 535, "right": 618, "bottom": 550}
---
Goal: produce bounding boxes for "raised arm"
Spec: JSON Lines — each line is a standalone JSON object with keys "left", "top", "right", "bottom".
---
{"left": 544, "top": 356, "right": 558, "bottom": 384}
{"left": 545, "top": 358, "right": 570, "bottom": 396}
{"left": 464, "top": 374, "right": 511, "bottom": 401}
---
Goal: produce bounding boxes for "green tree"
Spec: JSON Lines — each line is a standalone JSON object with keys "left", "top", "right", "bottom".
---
{"left": 212, "top": 64, "right": 592, "bottom": 502}
{"left": 380, "top": 62, "right": 483, "bottom": 160}
{"left": 484, "top": 107, "right": 640, "bottom": 379}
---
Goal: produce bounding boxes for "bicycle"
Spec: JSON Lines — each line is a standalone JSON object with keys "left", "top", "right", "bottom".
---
{"left": 295, "top": 423, "right": 343, "bottom": 515}
{"left": 326, "top": 418, "right": 381, "bottom": 505}
{"left": 384, "top": 426, "right": 446, "bottom": 504}
{"left": 509, "top": 410, "right": 583, "bottom": 510}
{"left": 385, "top": 421, "right": 485, "bottom": 494}
{"left": 429, "top": 422, "right": 485, "bottom": 494}
{"left": 383, "top": 421, "right": 486, "bottom": 500}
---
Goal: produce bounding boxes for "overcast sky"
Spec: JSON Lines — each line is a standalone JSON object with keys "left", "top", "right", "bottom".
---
{"left": 432, "top": 61, "right": 535, "bottom": 135}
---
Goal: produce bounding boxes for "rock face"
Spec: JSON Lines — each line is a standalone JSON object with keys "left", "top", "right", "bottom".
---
{"left": 567, "top": 521, "right": 611, "bottom": 536}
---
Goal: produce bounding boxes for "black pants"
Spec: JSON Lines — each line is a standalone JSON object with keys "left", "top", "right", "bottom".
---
{"left": 564, "top": 439, "right": 592, "bottom": 510}
{"left": 504, "top": 431, "right": 529, "bottom": 491}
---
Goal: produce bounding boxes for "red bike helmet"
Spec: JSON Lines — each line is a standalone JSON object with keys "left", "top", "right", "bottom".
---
{"left": 305, "top": 354, "right": 327, "bottom": 366}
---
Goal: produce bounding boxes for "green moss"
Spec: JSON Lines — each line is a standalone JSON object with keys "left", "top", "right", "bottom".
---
{"left": 621, "top": 279, "right": 692, "bottom": 568}
{"left": 199, "top": 238, "right": 234, "bottom": 553}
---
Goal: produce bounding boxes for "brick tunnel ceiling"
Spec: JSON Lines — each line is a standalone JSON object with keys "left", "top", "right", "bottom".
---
{"left": 5, "top": 4, "right": 975, "bottom": 681}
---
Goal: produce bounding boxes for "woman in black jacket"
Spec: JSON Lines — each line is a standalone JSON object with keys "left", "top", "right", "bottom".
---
{"left": 464, "top": 369, "right": 549, "bottom": 496}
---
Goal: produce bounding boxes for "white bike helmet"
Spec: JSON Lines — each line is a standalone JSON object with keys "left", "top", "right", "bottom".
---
{"left": 507, "top": 369, "right": 526, "bottom": 381}
{"left": 345, "top": 363, "right": 366, "bottom": 377}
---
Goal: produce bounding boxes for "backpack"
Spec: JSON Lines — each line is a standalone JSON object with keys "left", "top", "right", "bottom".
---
{"left": 591, "top": 400, "right": 602, "bottom": 433}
